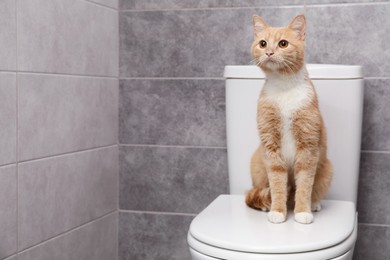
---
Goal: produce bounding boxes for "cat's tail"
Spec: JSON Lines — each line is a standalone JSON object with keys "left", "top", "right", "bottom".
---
{"left": 245, "top": 187, "right": 271, "bottom": 211}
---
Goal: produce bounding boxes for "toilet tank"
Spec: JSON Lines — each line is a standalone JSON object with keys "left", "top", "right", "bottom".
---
{"left": 225, "top": 65, "right": 363, "bottom": 205}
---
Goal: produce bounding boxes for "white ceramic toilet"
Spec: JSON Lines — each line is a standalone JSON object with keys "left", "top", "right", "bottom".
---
{"left": 187, "top": 64, "right": 364, "bottom": 260}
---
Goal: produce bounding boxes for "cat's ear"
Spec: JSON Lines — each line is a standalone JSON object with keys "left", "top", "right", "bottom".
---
{"left": 253, "top": 15, "right": 268, "bottom": 34}
{"left": 288, "top": 14, "right": 306, "bottom": 40}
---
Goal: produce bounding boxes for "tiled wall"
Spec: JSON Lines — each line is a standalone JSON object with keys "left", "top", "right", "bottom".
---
{"left": 0, "top": 0, "right": 119, "bottom": 259}
{"left": 119, "top": 0, "right": 390, "bottom": 259}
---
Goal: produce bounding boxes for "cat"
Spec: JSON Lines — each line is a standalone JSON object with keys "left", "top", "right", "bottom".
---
{"left": 245, "top": 14, "right": 333, "bottom": 224}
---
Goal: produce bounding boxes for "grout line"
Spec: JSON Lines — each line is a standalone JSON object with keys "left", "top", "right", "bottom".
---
{"left": 358, "top": 222, "right": 390, "bottom": 228}
{"left": 119, "top": 209, "right": 197, "bottom": 217}
{"left": 306, "top": 1, "right": 390, "bottom": 8}
{"left": 119, "top": 76, "right": 390, "bottom": 81}
{"left": 0, "top": 69, "right": 118, "bottom": 80}
{"left": 83, "top": 0, "right": 117, "bottom": 11}
{"left": 119, "top": 143, "right": 227, "bottom": 149}
{"left": 119, "top": 5, "right": 305, "bottom": 13}
{"left": 115, "top": 6, "right": 120, "bottom": 260}
{"left": 361, "top": 150, "right": 390, "bottom": 155}
{"left": 0, "top": 162, "right": 17, "bottom": 169}
{"left": 15, "top": 73, "right": 19, "bottom": 254}
{"left": 119, "top": 76, "right": 224, "bottom": 80}
{"left": 18, "top": 144, "right": 118, "bottom": 165}
{"left": 365, "top": 76, "right": 390, "bottom": 80}
{"left": 17, "top": 210, "right": 117, "bottom": 255}
{"left": 15, "top": 0, "right": 19, "bottom": 253}
{"left": 4, "top": 254, "right": 17, "bottom": 260}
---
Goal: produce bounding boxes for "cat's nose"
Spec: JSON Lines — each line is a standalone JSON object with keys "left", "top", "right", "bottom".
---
{"left": 266, "top": 52, "right": 274, "bottom": 57}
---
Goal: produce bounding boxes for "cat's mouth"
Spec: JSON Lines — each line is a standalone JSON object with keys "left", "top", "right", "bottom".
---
{"left": 265, "top": 58, "right": 276, "bottom": 63}
{"left": 263, "top": 58, "right": 279, "bottom": 68}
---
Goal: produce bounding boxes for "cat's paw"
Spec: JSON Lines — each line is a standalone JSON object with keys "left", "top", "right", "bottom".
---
{"left": 311, "top": 202, "right": 321, "bottom": 212}
{"left": 295, "top": 212, "right": 314, "bottom": 224}
{"left": 267, "top": 211, "right": 286, "bottom": 224}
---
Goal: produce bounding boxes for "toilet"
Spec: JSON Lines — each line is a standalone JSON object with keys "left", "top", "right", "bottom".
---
{"left": 187, "top": 64, "right": 364, "bottom": 260}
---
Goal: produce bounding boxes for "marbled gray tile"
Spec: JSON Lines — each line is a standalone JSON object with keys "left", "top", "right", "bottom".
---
{"left": 0, "top": 0, "right": 16, "bottom": 70}
{"left": 306, "top": 4, "right": 390, "bottom": 77}
{"left": 18, "top": 213, "right": 118, "bottom": 260}
{"left": 119, "top": 212, "right": 192, "bottom": 260}
{"left": 119, "top": 7, "right": 303, "bottom": 77}
{"left": 120, "top": 146, "right": 228, "bottom": 213}
{"left": 18, "top": 146, "right": 118, "bottom": 250}
{"left": 120, "top": 0, "right": 304, "bottom": 10}
{"left": 354, "top": 224, "right": 390, "bottom": 260}
{"left": 18, "top": 74, "right": 118, "bottom": 161}
{"left": 87, "top": 0, "right": 118, "bottom": 9}
{"left": 18, "top": 0, "right": 118, "bottom": 76}
{"left": 307, "top": 0, "right": 389, "bottom": 4}
{"left": 357, "top": 152, "right": 390, "bottom": 225}
{"left": 3, "top": 256, "right": 17, "bottom": 260}
{"left": 361, "top": 79, "right": 390, "bottom": 151}
{"left": 0, "top": 165, "right": 16, "bottom": 259}
{"left": 0, "top": 73, "right": 16, "bottom": 165}
{"left": 119, "top": 79, "right": 226, "bottom": 146}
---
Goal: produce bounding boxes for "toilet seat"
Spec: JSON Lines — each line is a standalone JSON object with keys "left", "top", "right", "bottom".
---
{"left": 188, "top": 195, "right": 357, "bottom": 260}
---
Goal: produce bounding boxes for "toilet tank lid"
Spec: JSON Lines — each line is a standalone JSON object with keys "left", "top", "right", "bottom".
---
{"left": 224, "top": 64, "right": 363, "bottom": 79}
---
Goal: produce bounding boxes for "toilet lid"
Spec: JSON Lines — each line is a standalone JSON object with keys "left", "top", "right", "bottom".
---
{"left": 189, "top": 195, "right": 356, "bottom": 254}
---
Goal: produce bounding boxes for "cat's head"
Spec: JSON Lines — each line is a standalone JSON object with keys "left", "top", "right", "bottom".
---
{"left": 251, "top": 14, "right": 306, "bottom": 75}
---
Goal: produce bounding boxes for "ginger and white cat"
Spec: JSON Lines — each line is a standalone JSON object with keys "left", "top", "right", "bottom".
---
{"left": 245, "top": 14, "right": 333, "bottom": 224}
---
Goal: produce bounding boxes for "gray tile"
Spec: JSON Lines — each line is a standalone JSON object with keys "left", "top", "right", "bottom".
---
{"left": 18, "top": 212, "right": 118, "bottom": 260}
{"left": 306, "top": 4, "right": 390, "bottom": 77}
{"left": 119, "top": 7, "right": 303, "bottom": 77}
{"left": 362, "top": 79, "right": 390, "bottom": 151}
{"left": 307, "top": 0, "right": 389, "bottom": 4}
{"left": 18, "top": 74, "right": 118, "bottom": 161}
{"left": 119, "top": 79, "right": 226, "bottom": 146}
{"left": 0, "top": 165, "right": 17, "bottom": 259}
{"left": 3, "top": 256, "right": 17, "bottom": 260}
{"left": 354, "top": 224, "right": 390, "bottom": 260}
{"left": 18, "top": 146, "right": 118, "bottom": 250}
{"left": 88, "top": 0, "right": 118, "bottom": 9}
{"left": 0, "top": 73, "right": 16, "bottom": 165}
{"left": 0, "top": 0, "right": 16, "bottom": 70}
{"left": 119, "top": 146, "right": 228, "bottom": 213}
{"left": 357, "top": 152, "right": 390, "bottom": 225}
{"left": 120, "top": 0, "right": 304, "bottom": 10}
{"left": 17, "top": 0, "right": 118, "bottom": 76}
{"left": 119, "top": 212, "right": 192, "bottom": 260}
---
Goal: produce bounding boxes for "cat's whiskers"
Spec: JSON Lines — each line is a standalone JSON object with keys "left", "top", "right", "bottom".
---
{"left": 282, "top": 59, "right": 299, "bottom": 76}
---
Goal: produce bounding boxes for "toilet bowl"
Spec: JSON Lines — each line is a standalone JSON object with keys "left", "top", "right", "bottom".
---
{"left": 187, "top": 65, "right": 363, "bottom": 260}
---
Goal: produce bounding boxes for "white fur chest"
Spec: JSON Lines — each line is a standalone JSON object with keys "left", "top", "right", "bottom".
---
{"left": 263, "top": 77, "right": 313, "bottom": 167}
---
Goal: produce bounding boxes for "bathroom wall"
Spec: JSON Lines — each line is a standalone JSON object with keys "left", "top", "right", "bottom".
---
{"left": 119, "top": 0, "right": 390, "bottom": 259}
{"left": 0, "top": 0, "right": 119, "bottom": 259}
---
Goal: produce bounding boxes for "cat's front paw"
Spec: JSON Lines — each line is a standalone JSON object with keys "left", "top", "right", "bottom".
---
{"left": 267, "top": 211, "right": 286, "bottom": 224}
{"left": 295, "top": 212, "right": 314, "bottom": 224}
{"left": 311, "top": 202, "right": 321, "bottom": 212}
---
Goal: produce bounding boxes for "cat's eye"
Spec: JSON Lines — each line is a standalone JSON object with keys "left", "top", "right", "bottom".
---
{"left": 278, "top": 40, "right": 289, "bottom": 48}
{"left": 259, "top": 40, "right": 267, "bottom": 48}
